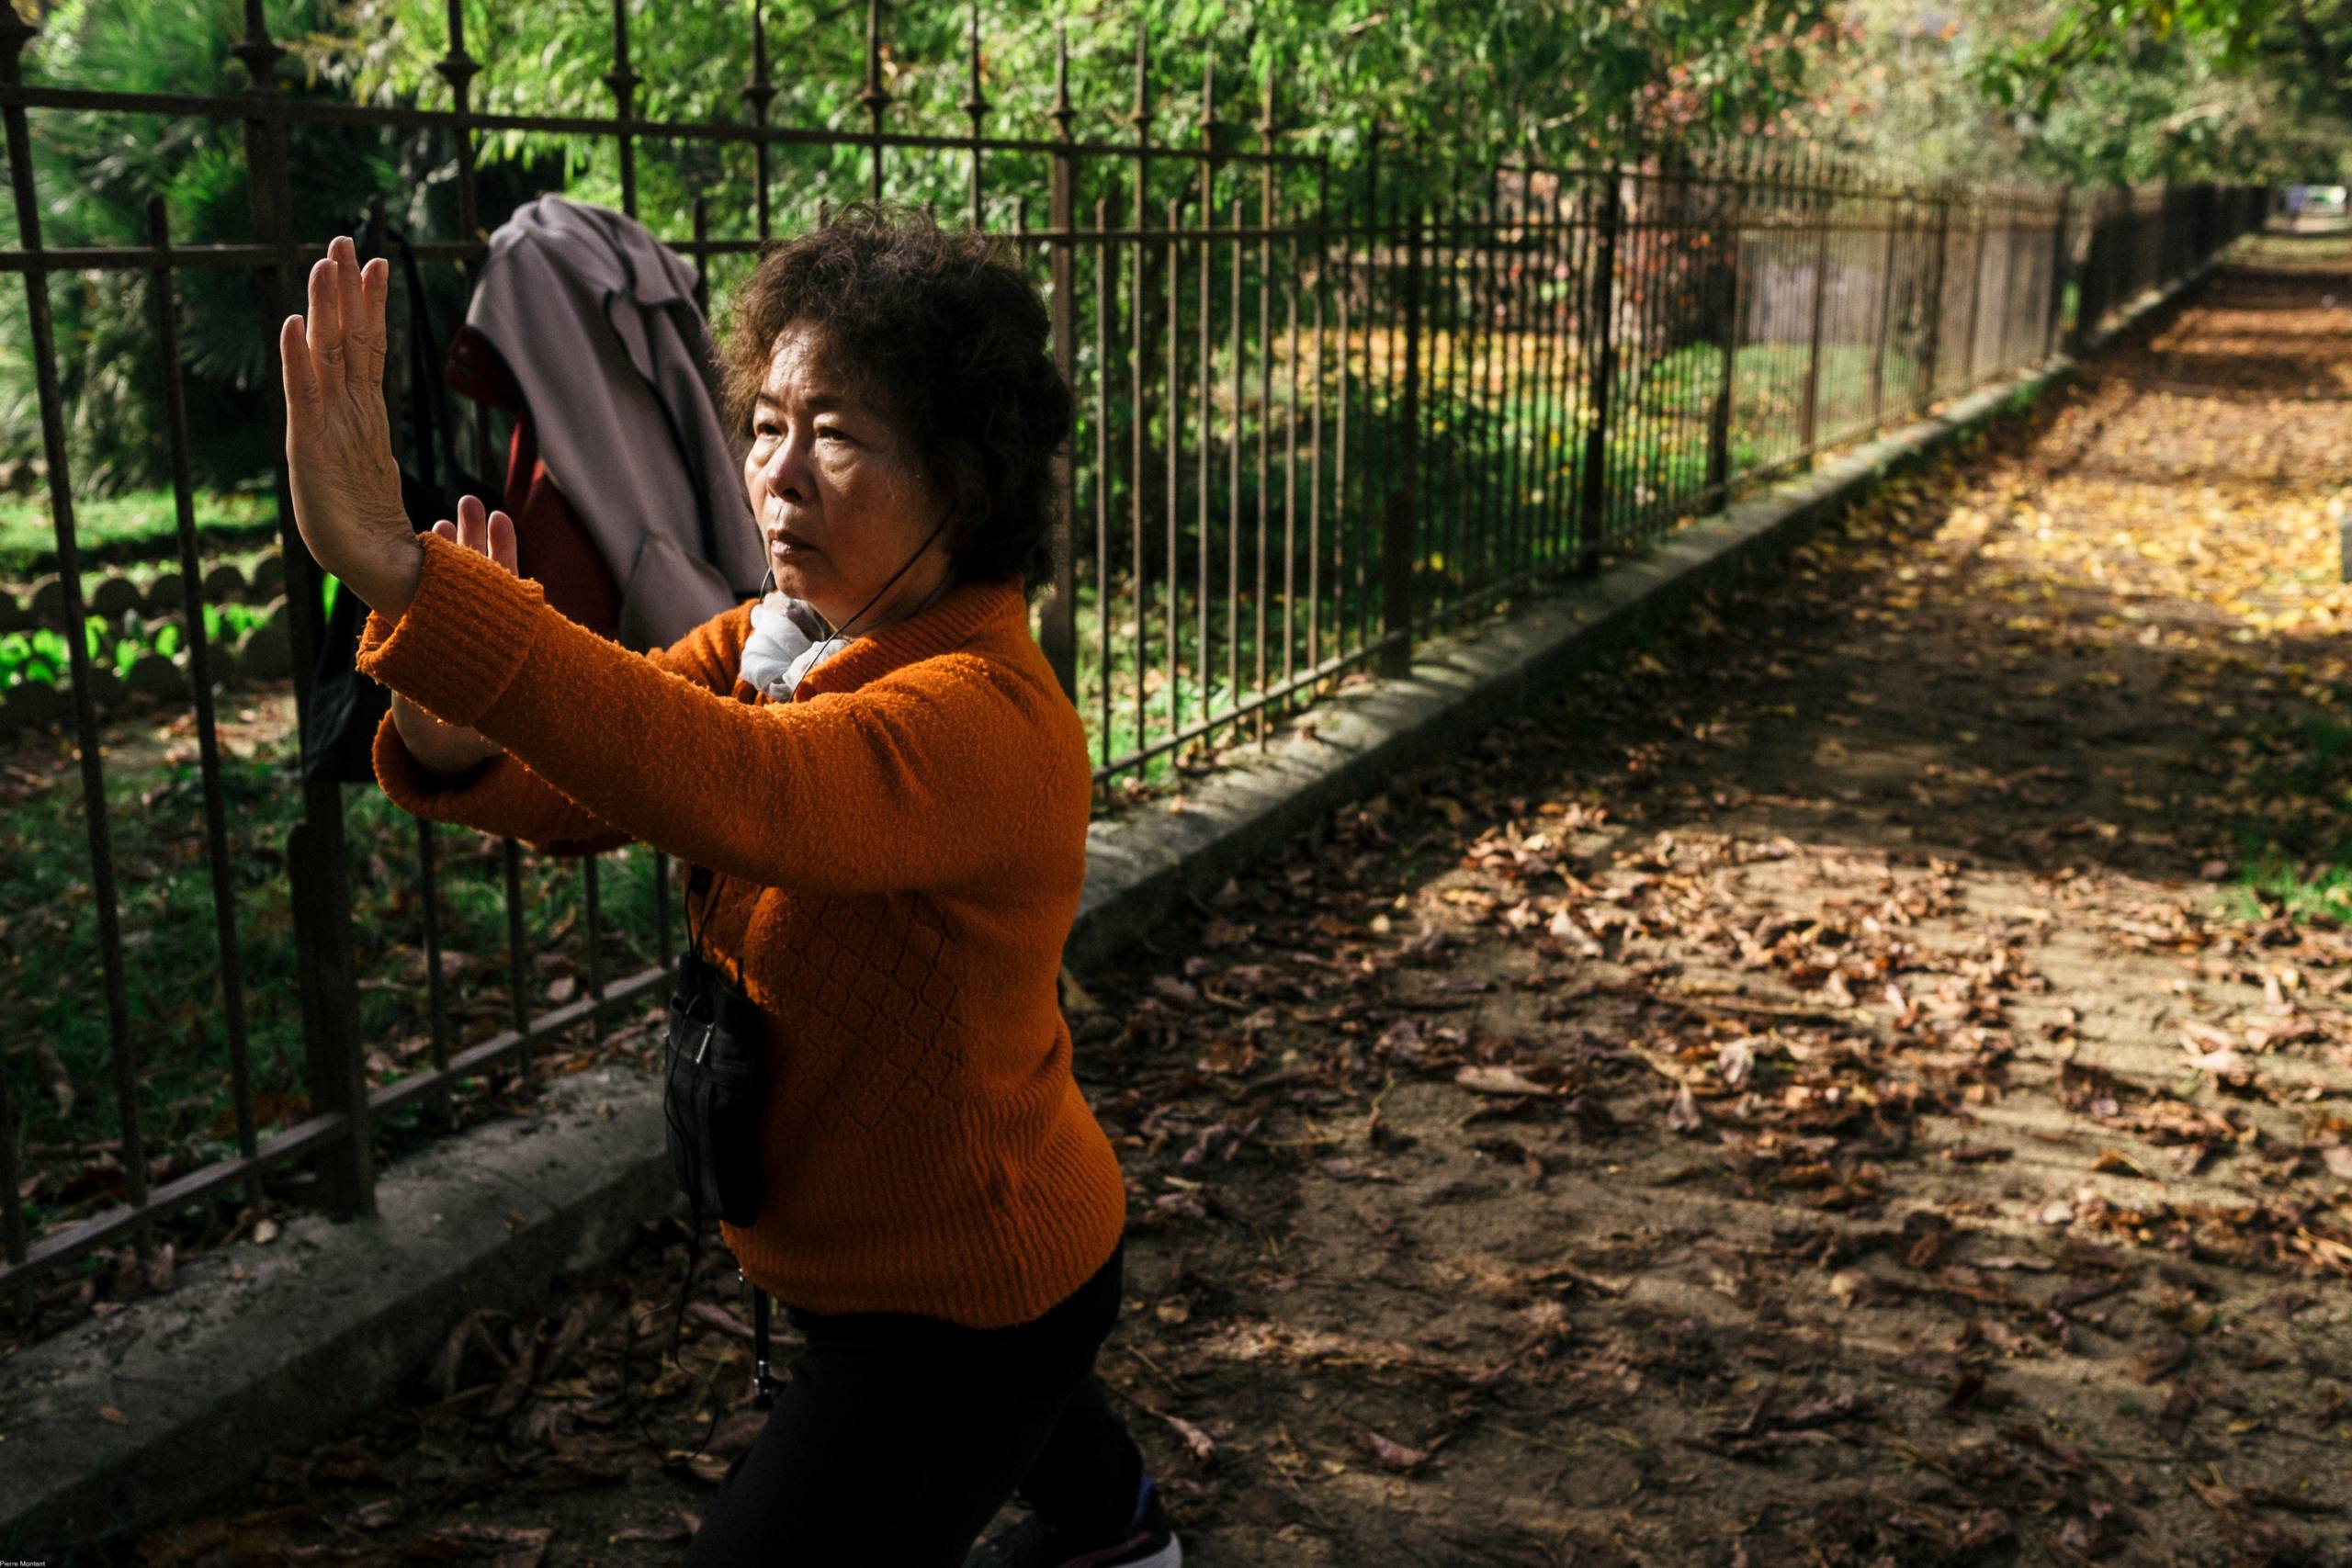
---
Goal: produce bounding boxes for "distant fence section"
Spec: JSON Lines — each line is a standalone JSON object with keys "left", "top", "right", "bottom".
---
{"left": 0, "top": 0, "right": 2266, "bottom": 1313}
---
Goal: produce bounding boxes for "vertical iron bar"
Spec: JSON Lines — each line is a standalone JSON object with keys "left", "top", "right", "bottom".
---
{"left": 235, "top": 0, "right": 371, "bottom": 1219}
{"left": 1625, "top": 153, "right": 1655, "bottom": 537}
{"left": 1906, "top": 172, "right": 1923, "bottom": 396}
{"left": 1708, "top": 161, "right": 1742, "bottom": 510}
{"left": 1164, "top": 197, "right": 1182, "bottom": 759}
{"left": 743, "top": 0, "right": 775, "bottom": 241}
{"left": 1283, "top": 220, "right": 1300, "bottom": 703}
{"left": 1330, "top": 182, "right": 1351, "bottom": 673}
{"left": 1265, "top": 73, "right": 1299, "bottom": 724}
{"left": 859, "top": 0, "right": 892, "bottom": 200}
{"left": 1459, "top": 169, "right": 1483, "bottom": 599}
{"left": 1553, "top": 167, "right": 1588, "bottom": 557}
{"left": 1775, "top": 154, "right": 1801, "bottom": 460}
{"left": 2043, "top": 184, "right": 2073, "bottom": 360}
{"left": 1918, "top": 181, "right": 1951, "bottom": 413}
{"left": 1510, "top": 165, "right": 1540, "bottom": 568}
{"left": 1560, "top": 165, "right": 1586, "bottom": 554}
{"left": 1998, "top": 195, "right": 2025, "bottom": 371}
{"left": 503, "top": 839, "right": 534, "bottom": 1088}
{"left": 2086, "top": 188, "right": 2106, "bottom": 337}
{"left": 1308, "top": 152, "right": 1328, "bottom": 690}
{"left": 1535, "top": 172, "right": 1569, "bottom": 566}
{"left": 417, "top": 819, "right": 455, "bottom": 1130}
{"left": 1800, "top": 158, "right": 1830, "bottom": 462}
{"left": 1196, "top": 60, "right": 1215, "bottom": 738}
{"left": 1359, "top": 126, "right": 1380, "bottom": 663}
{"left": 1094, "top": 193, "right": 1113, "bottom": 770}
{"left": 1499, "top": 167, "right": 1531, "bottom": 583}
{"left": 582, "top": 855, "right": 606, "bottom": 1046}
{"left": 1529, "top": 164, "right": 1559, "bottom": 557}
{"left": 436, "top": 0, "right": 481, "bottom": 244}
{"left": 1518, "top": 169, "right": 1546, "bottom": 568}
{"left": 1633, "top": 155, "right": 1666, "bottom": 536}
{"left": 1129, "top": 62, "right": 1148, "bottom": 767}
{"left": 1434, "top": 188, "right": 1462, "bottom": 611}
{"left": 605, "top": 0, "right": 639, "bottom": 218}
{"left": 1664, "top": 155, "right": 1695, "bottom": 518}
{"left": 691, "top": 196, "right": 709, "bottom": 317}
{"left": 1577, "top": 166, "right": 1621, "bottom": 574}
{"left": 1961, "top": 192, "right": 1986, "bottom": 386}
{"left": 1488, "top": 166, "right": 1516, "bottom": 580}
{"left": 1227, "top": 192, "right": 1244, "bottom": 737}
{"left": 148, "top": 195, "right": 261, "bottom": 1202}
{"left": 1043, "top": 26, "right": 1077, "bottom": 704}
{"left": 1383, "top": 197, "right": 1420, "bottom": 677}
{"left": 1624, "top": 154, "right": 1655, "bottom": 535}
{"left": 1533, "top": 171, "right": 1571, "bottom": 561}
{"left": 1471, "top": 179, "right": 1497, "bottom": 593}
{"left": 1674, "top": 163, "right": 1712, "bottom": 512}
{"left": 1454, "top": 182, "right": 1478, "bottom": 600}
{"left": 1868, "top": 189, "right": 1897, "bottom": 424}
{"left": 959, "top": 4, "right": 988, "bottom": 226}
{"left": 962, "top": 3, "right": 988, "bottom": 227}
{"left": 1645, "top": 150, "right": 1675, "bottom": 534}
{"left": 1677, "top": 159, "right": 1708, "bottom": 513}
{"left": 1253, "top": 71, "right": 1275, "bottom": 739}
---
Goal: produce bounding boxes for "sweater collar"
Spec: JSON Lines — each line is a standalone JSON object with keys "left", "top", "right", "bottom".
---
{"left": 785, "top": 575, "right": 1027, "bottom": 699}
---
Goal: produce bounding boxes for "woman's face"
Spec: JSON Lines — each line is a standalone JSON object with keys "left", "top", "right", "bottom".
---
{"left": 743, "top": 321, "right": 954, "bottom": 635}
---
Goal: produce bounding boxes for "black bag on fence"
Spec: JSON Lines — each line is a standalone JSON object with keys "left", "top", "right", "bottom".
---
{"left": 302, "top": 214, "right": 492, "bottom": 784}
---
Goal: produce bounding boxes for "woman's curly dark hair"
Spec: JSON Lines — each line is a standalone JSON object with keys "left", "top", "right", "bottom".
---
{"left": 718, "top": 200, "right": 1071, "bottom": 602}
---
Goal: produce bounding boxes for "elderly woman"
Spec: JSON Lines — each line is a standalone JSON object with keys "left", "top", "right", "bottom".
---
{"left": 279, "top": 203, "right": 1180, "bottom": 1568}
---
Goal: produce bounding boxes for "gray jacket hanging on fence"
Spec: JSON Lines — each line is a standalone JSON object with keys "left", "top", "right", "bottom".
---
{"left": 460, "top": 195, "right": 762, "bottom": 650}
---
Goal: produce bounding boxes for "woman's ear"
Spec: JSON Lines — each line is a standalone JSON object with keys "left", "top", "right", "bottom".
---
{"left": 942, "top": 459, "right": 988, "bottom": 558}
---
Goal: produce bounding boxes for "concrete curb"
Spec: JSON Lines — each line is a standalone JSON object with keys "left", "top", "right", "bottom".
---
{"left": 0, "top": 255, "right": 2221, "bottom": 1561}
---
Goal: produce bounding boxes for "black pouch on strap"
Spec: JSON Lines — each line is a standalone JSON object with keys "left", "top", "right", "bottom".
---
{"left": 663, "top": 942, "right": 766, "bottom": 1229}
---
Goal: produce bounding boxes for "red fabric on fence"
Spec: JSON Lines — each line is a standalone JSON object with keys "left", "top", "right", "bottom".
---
{"left": 444, "top": 324, "right": 626, "bottom": 641}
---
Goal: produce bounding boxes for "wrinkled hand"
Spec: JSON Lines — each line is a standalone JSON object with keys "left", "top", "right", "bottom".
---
{"left": 390, "top": 495, "right": 518, "bottom": 777}
{"left": 280, "top": 234, "right": 420, "bottom": 618}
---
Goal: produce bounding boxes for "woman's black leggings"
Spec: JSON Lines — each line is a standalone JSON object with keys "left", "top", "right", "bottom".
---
{"left": 682, "top": 1241, "right": 1145, "bottom": 1566}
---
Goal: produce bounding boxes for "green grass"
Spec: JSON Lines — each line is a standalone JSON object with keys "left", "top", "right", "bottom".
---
{"left": 2232, "top": 852, "right": 2352, "bottom": 923}
{"left": 0, "top": 488, "right": 278, "bottom": 577}
{"left": 2220, "top": 716, "right": 2352, "bottom": 926}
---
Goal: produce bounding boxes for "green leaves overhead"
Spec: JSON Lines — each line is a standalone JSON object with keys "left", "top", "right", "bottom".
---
{"left": 326, "top": 0, "right": 1843, "bottom": 222}
{"left": 1972, "top": 0, "right": 2352, "bottom": 176}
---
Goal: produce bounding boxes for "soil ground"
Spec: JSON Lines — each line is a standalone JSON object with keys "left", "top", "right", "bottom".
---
{"left": 69, "top": 233, "right": 2352, "bottom": 1567}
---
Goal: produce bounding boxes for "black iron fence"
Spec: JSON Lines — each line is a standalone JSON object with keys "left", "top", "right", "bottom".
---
{"left": 0, "top": 0, "right": 2266, "bottom": 1314}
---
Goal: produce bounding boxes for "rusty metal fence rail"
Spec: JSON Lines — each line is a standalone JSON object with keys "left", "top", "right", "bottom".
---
{"left": 0, "top": 0, "right": 2265, "bottom": 1314}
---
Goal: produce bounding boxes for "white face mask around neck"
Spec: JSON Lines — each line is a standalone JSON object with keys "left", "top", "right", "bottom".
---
{"left": 736, "top": 570, "right": 958, "bottom": 701}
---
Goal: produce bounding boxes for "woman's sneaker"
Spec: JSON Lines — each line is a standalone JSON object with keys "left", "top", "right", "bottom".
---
{"left": 964, "top": 1475, "right": 1182, "bottom": 1568}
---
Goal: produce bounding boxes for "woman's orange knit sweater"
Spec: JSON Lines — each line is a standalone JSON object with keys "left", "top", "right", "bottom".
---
{"left": 355, "top": 529, "right": 1128, "bottom": 1329}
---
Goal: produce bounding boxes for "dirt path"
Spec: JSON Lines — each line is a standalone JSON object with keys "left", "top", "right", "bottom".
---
{"left": 102, "top": 236, "right": 2352, "bottom": 1568}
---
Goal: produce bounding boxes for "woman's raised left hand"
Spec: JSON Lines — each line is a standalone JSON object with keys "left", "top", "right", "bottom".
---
{"left": 278, "top": 234, "right": 422, "bottom": 618}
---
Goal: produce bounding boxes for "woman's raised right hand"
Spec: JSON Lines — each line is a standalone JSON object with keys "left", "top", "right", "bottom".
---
{"left": 389, "top": 494, "right": 518, "bottom": 779}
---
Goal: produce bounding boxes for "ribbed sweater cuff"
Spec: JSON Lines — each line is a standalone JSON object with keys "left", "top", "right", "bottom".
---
{"left": 369, "top": 705, "right": 497, "bottom": 820}
{"left": 354, "top": 531, "right": 545, "bottom": 729}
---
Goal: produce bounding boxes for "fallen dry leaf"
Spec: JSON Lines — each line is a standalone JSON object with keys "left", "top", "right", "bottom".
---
{"left": 1453, "top": 1065, "right": 1557, "bottom": 1097}
{"left": 1358, "top": 1427, "right": 1432, "bottom": 1472}
{"left": 1156, "top": 1409, "right": 1216, "bottom": 1465}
